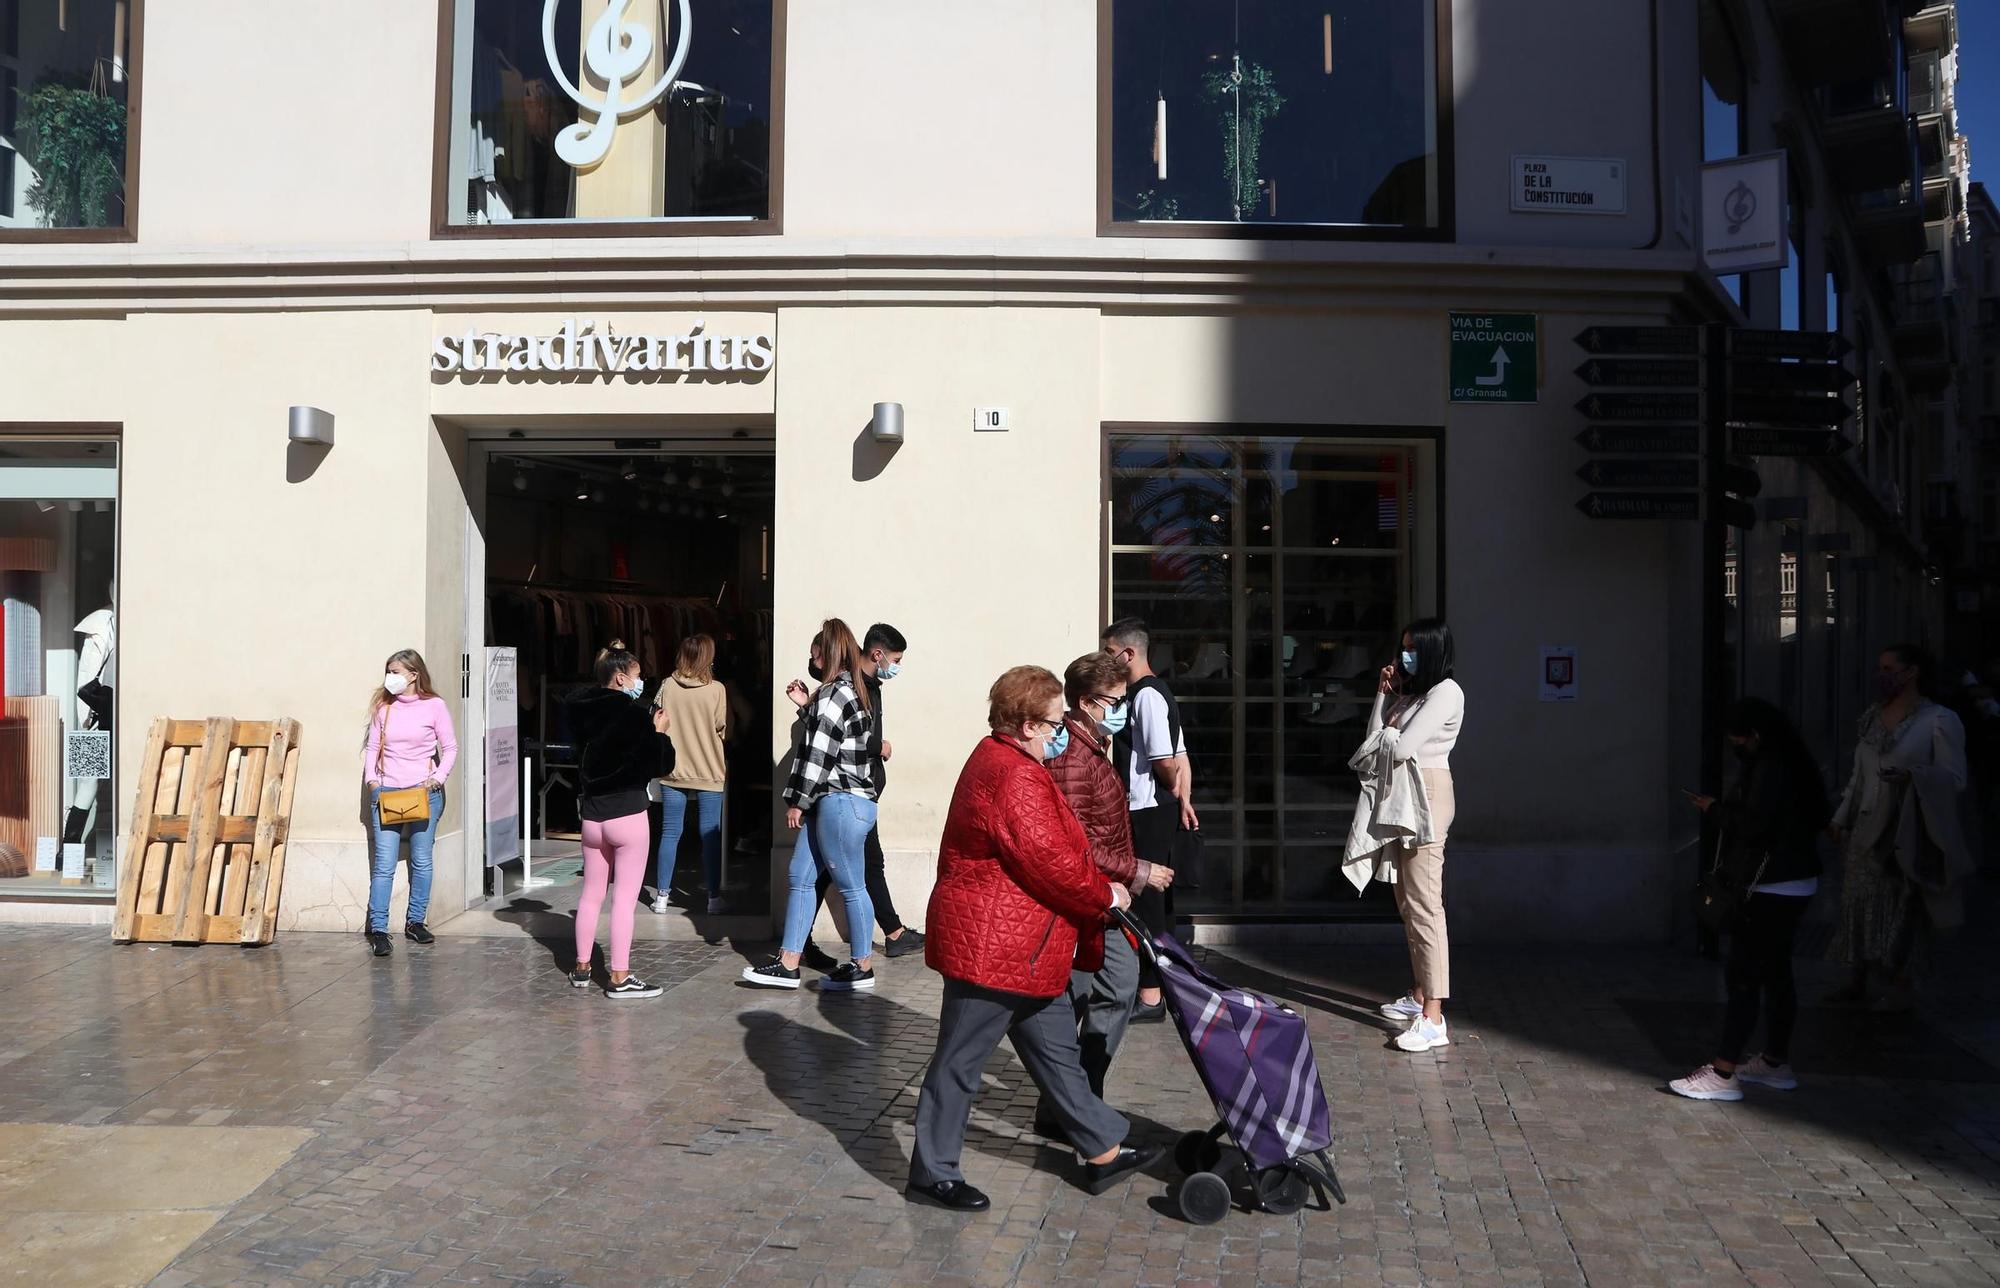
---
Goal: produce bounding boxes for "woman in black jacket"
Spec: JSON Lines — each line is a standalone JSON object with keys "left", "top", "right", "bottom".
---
{"left": 568, "top": 643, "right": 676, "bottom": 999}
{"left": 1670, "top": 699, "right": 1831, "bottom": 1100}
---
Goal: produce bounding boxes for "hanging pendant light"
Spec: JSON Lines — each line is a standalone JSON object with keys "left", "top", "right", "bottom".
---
{"left": 1323, "top": 13, "right": 1333, "bottom": 75}
{"left": 1154, "top": 94, "right": 1169, "bottom": 182}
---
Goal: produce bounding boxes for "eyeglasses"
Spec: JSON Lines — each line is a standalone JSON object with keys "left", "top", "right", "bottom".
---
{"left": 1031, "top": 716, "right": 1065, "bottom": 733}
{"left": 1086, "top": 695, "right": 1125, "bottom": 713}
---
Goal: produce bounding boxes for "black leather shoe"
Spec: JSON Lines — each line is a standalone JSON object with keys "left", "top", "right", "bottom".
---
{"left": 883, "top": 928, "right": 926, "bottom": 958}
{"left": 1131, "top": 1000, "right": 1167, "bottom": 1024}
{"left": 800, "top": 941, "right": 840, "bottom": 974}
{"left": 906, "top": 1179, "right": 991, "bottom": 1211}
{"left": 1081, "top": 1142, "right": 1162, "bottom": 1195}
{"left": 366, "top": 931, "right": 393, "bottom": 958}
{"left": 404, "top": 922, "right": 435, "bottom": 945}
{"left": 1033, "top": 1117, "right": 1070, "bottom": 1145}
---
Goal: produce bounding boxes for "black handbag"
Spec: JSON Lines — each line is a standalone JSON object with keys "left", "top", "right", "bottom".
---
{"left": 1694, "top": 825, "right": 1768, "bottom": 934}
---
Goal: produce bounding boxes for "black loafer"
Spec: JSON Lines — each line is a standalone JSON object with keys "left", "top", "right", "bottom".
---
{"left": 1081, "top": 1142, "right": 1162, "bottom": 1195}
{"left": 1033, "top": 1117, "right": 1070, "bottom": 1145}
{"left": 1131, "top": 1001, "right": 1166, "bottom": 1024}
{"left": 404, "top": 922, "right": 434, "bottom": 944}
{"left": 906, "top": 1179, "right": 991, "bottom": 1211}
{"left": 366, "top": 931, "right": 393, "bottom": 958}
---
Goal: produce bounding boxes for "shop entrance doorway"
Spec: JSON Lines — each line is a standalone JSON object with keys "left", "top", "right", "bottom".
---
{"left": 471, "top": 441, "right": 775, "bottom": 928}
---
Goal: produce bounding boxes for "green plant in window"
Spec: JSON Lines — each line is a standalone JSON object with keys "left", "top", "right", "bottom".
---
{"left": 1131, "top": 188, "right": 1182, "bottom": 221}
{"left": 1199, "top": 59, "right": 1282, "bottom": 221}
{"left": 14, "top": 81, "right": 126, "bottom": 228}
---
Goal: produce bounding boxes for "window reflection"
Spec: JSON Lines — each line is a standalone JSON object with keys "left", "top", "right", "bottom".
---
{"left": 1110, "top": 434, "right": 1427, "bottom": 913}
{"left": 1107, "top": 0, "right": 1441, "bottom": 230}
{"left": 445, "top": 0, "right": 773, "bottom": 227}
{"left": 0, "top": 0, "right": 134, "bottom": 231}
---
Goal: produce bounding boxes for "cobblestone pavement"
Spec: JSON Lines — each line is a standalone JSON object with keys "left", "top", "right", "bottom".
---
{"left": 7, "top": 915, "right": 2000, "bottom": 1287}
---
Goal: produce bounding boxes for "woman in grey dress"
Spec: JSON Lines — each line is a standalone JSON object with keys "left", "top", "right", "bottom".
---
{"left": 1827, "top": 644, "right": 1970, "bottom": 1009}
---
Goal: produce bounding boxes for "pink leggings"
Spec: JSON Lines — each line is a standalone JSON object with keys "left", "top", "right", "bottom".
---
{"left": 576, "top": 812, "right": 650, "bottom": 974}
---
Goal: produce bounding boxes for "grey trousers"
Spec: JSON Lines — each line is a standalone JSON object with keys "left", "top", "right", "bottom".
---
{"left": 1036, "top": 930, "right": 1140, "bottom": 1120}
{"left": 909, "top": 977, "right": 1130, "bottom": 1187}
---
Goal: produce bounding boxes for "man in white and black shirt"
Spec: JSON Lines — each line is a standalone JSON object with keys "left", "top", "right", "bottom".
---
{"left": 1103, "top": 617, "right": 1198, "bottom": 1021}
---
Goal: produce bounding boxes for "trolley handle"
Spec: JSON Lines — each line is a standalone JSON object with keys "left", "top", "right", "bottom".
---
{"left": 1111, "top": 905, "right": 1162, "bottom": 973}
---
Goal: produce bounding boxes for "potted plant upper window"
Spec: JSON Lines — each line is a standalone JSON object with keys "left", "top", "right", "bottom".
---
{"left": 13, "top": 77, "right": 126, "bottom": 228}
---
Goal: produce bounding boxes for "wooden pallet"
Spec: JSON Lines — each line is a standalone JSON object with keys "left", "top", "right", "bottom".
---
{"left": 113, "top": 718, "right": 302, "bottom": 945}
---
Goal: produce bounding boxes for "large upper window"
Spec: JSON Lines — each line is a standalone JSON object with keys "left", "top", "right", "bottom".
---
{"left": 1105, "top": 0, "right": 1444, "bottom": 234}
{"left": 0, "top": 0, "right": 138, "bottom": 237}
{"left": 440, "top": 0, "right": 776, "bottom": 231}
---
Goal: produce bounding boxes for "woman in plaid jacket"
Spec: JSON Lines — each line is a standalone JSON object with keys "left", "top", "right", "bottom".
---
{"left": 743, "top": 619, "right": 882, "bottom": 991}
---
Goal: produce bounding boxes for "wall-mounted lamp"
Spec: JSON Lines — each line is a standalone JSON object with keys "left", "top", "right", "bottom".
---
{"left": 872, "top": 402, "right": 905, "bottom": 444}
{"left": 288, "top": 405, "right": 335, "bottom": 447}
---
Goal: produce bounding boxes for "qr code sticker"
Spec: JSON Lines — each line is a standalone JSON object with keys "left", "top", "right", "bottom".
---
{"left": 65, "top": 731, "right": 111, "bottom": 780}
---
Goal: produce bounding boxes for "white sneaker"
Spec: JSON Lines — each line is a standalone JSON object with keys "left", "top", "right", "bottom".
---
{"left": 1734, "top": 1055, "right": 1798, "bottom": 1090}
{"left": 1393, "top": 1016, "right": 1449, "bottom": 1052}
{"left": 1668, "top": 1064, "right": 1743, "bottom": 1101}
{"left": 1379, "top": 994, "right": 1423, "bottom": 1022}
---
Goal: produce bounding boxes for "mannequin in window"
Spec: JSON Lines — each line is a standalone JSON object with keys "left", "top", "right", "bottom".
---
{"left": 62, "top": 594, "right": 114, "bottom": 846}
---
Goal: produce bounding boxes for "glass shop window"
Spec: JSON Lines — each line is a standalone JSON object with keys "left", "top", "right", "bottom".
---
{"left": 0, "top": 0, "right": 136, "bottom": 232}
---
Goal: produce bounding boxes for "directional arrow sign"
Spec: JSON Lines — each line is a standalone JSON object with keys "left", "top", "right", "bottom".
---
{"left": 1574, "top": 392, "right": 1700, "bottom": 421}
{"left": 1573, "top": 326, "right": 1701, "bottom": 356}
{"left": 1727, "top": 329, "right": 1850, "bottom": 362}
{"left": 1576, "top": 459, "right": 1699, "bottom": 488}
{"left": 1727, "top": 391, "right": 1852, "bottom": 428}
{"left": 1576, "top": 491, "right": 1700, "bottom": 520}
{"left": 1574, "top": 425, "right": 1700, "bottom": 454}
{"left": 1730, "top": 360, "right": 1856, "bottom": 395}
{"left": 1574, "top": 357, "right": 1701, "bottom": 387}
{"left": 1730, "top": 427, "right": 1854, "bottom": 457}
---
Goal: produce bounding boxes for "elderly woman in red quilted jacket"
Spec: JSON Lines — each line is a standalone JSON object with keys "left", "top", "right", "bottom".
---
{"left": 905, "top": 666, "right": 1164, "bottom": 1213}
{"left": 1033, "top": 651, "right": 1174, "bottom": 1139}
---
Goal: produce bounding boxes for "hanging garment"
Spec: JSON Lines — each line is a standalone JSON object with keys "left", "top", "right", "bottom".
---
{"left": 1341, "top": 726, "right": 1433, "bottom": 894}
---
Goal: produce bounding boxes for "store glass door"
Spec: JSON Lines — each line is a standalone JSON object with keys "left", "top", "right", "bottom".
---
{"left": 1108, "top": 432, "right": 1436, "bottom": 917}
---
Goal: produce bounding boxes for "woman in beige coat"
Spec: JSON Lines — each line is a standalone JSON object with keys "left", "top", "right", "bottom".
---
{"left": 650, "top": 635, "right": 731, "bottom": 914}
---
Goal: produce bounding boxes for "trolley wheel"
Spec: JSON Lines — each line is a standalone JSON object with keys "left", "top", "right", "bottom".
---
{"left": 1175, "top": 1129, "right": 1222, "bottom": 1176}
{"left": 1254, "top": 1166, "right": 1311, "bottom": 1216}
{"left": 1178, "top": 1170, "right": 1233, "bottom": 1225}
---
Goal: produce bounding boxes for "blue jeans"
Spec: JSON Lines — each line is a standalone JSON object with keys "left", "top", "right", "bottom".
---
{"left": 368, "top": 786, "right": 443, "bottom": 933}
{"left": 656, "top": 786, "right": 724, "bottom": 896}
{"left": 781, "top": 793, "right": 877, "bottom": 961}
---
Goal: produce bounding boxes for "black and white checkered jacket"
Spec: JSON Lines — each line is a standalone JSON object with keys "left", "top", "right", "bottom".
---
{"left": 783, "top": 675, "right": 878, "bottom": 809}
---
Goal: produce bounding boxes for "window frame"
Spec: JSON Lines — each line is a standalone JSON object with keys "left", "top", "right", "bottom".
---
{"left": 1094, "top": 0, "right": 1455, "bottom": 242}
{"left": 0, "top": 0, "right": 145, "bottom": 244}
{"left": 428, "top": 0, "right": 786, "bottom": 239}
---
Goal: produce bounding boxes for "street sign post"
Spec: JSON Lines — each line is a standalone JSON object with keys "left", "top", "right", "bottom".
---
{"left": 1572, "top": 357, "right": 1701, "bottom": 387}
{"left": 1575, "top": 459, "right": 1699, "bottom": 488}
{"left": 1449, "top": 311, "right": 1539, "bottom": 403}
{"left": 1573, "top": 326, "right": 1699, "bottom": 355}
{"left": 1574, "top": 426, "right": 1700, "bottom": 454}
{"left": 1729, "top": 427, "right": 1853, "bottom": 457}
{"left": 1727, "top": 391, "right": 1852, "bottom": 428}
{"left": 1726, "top": 328, "right": 1850, "bottom": 362}
{"left": 1575, "top": 492, "right": 1700, "bottom": 520}
{"left": 1728, "top": 361, "right": 1855, "bottom": 395}
{"left": 1574, "top": 392, "right": 1700, "bottom": 421}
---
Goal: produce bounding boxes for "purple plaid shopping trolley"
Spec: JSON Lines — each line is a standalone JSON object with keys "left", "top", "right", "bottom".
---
{"left": 1113, "top": 909, "right": 1346, "bottom": 1225}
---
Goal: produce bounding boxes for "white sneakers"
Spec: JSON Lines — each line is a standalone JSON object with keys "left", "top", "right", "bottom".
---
{"left": 1734, "top": 1054, "right": 1798, "bottom": 1090}
{"left": 1379, "top": 994, "right": 1424, "bottom": 1022}
{"left": 1393, "top": 1016, "right": 1449, "bottom": 1052}
{"left": 1668, "top": 1064, "right": 1743, "bottom": 1101}
{"left": 1670, "top": 1055, "right": 1797, "bottom": 1101}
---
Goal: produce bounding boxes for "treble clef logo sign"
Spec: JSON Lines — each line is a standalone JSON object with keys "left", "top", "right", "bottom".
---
{"left": 542, "top": 0, "right": 692, "bottom": 171}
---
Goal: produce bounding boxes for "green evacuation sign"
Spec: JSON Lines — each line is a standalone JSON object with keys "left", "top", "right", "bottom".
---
{"left": 1449, "top": 311, "right": 1539, "bottom": 404}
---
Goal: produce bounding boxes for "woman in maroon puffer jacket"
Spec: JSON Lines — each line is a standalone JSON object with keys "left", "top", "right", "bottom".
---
{"left": 906, "top": 666, "right": 1162, "bottom": 1213}
{"left": 1034, "top": 652, "right": 1174, "bottom": 1135}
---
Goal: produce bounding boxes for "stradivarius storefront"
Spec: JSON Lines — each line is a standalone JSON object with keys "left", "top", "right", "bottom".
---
{"left": 0, "top": 257, "right": 1716, "bottom": 943}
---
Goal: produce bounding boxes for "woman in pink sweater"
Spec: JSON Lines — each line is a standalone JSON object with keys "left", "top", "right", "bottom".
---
{"left": 361, "top": 649, "right": 458, "bottom": 957}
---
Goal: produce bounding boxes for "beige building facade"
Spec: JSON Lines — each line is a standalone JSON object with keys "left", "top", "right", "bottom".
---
{"left": 0, "top": 1, "right": 1951, "bottom": 942}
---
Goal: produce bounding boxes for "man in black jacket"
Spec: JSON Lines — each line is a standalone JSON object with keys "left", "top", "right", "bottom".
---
{"left": 801, "top": 623, "right": 924, "bottom": 970}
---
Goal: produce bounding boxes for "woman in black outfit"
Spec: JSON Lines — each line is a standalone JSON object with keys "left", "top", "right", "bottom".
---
{"left": 1670, "top": 699, "right": 1832, "bottom": 1100}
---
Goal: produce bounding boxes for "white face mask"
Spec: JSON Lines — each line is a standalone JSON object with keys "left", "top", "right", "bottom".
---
{"left": 384, "top": 672, "right": 411, "bottom": 697}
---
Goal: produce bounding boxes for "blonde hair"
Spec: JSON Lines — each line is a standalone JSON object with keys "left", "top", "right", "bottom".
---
{"left": 815, "top": 618, "right": 872, "bottom": 714}
{"left": 369, "top": 649, "right": 437, "bottom": 713}
{"left": 675, "top": 634, "right": 716, "bottom": 683}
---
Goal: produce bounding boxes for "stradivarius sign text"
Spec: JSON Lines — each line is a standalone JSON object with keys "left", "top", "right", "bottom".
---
{"left": 431, "top": 319, "right": 775, "bottom": 376}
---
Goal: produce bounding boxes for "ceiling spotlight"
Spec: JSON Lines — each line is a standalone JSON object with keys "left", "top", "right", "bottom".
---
{"left": 620, "top": 459, "right": 637, "bottom": 480}
{"left": 576, "top": 488, "right": 590, "bottom": 501}
{"left": 662, "top": 468, "right": 679, "bottom": 486}
{"left": 715, "top": 511, "right": 729, "bottom": 520}
{"left": 34, "top": 500, "right": 53, "bottom": 514}
{"left": 513, "top": 471, "right": 528, "bottom": 492}
{"left": 66, "top": 501, "right": 82, "bottom": 513}
{"left": 93, "top": 500, "right": 109, "bottom": 513}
